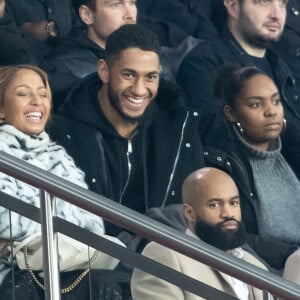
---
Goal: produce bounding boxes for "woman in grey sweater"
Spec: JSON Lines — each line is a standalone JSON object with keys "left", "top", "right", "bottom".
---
{"left": 202, "top": 65, "right": 300, "bottom": 284}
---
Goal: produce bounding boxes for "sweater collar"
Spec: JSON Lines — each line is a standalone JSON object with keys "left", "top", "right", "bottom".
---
{"left": 0, "top": 124, "right": 50, "bottom": 150}
{"left": 233, "top": 126, "right": 281, "bottom": 159}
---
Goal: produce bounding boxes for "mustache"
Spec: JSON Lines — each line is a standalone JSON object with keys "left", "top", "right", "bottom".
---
{"left": 218, "top": 218, "right": 239, "bottom": 226}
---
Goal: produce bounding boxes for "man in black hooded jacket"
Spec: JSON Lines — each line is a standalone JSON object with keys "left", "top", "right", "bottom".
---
{"left": 47, "top": 24, "right": 205, "bottom": 238}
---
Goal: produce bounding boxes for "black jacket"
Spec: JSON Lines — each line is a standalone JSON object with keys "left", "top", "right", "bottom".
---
{"left": 137, "top": 0, "right": 224, "bottom": 47}
{"left": 0, "top": 17, "right": 38, "bottom": 66}
{"left": 177, "top": 30, "right": 300, "bottom": 179}
{"left": 47, "top": 73, "right": 205, "bottom": 235}
{"left": 273, "top": 0, "right": 300, "bottom": 60}
{"left": 43, "top": 29, "right": 104, "bottom": 108}
{"left": 45, "top": 29, "right": 104, "bottom": 80}
{"left": 200, "top": 113, "right": 298, "bottom": 270}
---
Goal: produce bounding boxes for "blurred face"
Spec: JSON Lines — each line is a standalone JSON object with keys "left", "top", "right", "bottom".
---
{"left": 233, "top": 74, "right": 284, "bottom": 150}
{"left": 88, "top": 0, "right": 137, "bottom": 48}
{"left": 100, "top": 48, "right": 160, "bottom": 125}
{"left": 0, "top": 0, "right": 5, "bottom": 18}
{"left": 236, "top": 0, "right": 287, "bottom": 49}
{"left": 0, "top": 69, "right": 51, "bottom": 135}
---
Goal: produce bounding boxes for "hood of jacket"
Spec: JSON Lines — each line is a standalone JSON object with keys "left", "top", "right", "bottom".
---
{"left": 58, "top": 72, "right": 186, "bottom": 135}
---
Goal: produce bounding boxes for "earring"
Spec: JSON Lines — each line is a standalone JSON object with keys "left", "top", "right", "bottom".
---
{"left": 235, "top": 122, "right": 244, "bottom": 135}
{"left": 281, "top": 118, "right": 287, "bottom": 136}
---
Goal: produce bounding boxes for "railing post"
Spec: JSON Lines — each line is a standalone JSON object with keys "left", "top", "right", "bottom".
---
{"left": 39, "top": 190, "right": 61, "bottom": 300}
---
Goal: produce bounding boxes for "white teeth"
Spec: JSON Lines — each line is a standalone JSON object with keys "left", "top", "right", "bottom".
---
{"left": 128, "top": 97, "right": 144, "bottom": 104}
{"left": 25, "top": 112, "right": 42, "bottom": 119}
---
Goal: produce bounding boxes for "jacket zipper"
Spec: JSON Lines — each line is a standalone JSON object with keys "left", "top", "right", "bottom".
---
{"left": 161, "top": 111, "right": 190, "bottom": 207}
{"left": 119, "top": 140, "right": 132, "bottom": 204}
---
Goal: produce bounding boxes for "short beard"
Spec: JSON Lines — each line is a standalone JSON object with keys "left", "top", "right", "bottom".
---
{"left": 195, "top": 218, "right": 247, "bottom": 251}
{"left": 238, "top": 9, "right": 283, "bottom": 49}
{"left": 107, "top": 82, "right": 141, "bottom": 124}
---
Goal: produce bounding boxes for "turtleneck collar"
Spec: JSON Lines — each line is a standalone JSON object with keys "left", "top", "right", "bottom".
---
{"left": 233, "top": 125, "right": 281, "bottom": 160}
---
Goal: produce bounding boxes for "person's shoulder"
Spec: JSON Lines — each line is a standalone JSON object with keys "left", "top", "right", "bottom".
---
{"left": 183, "top": 36, "right": 227, "bottom": 61}
{"left": 242, "top": 248, "right": 269, "bottom": 271}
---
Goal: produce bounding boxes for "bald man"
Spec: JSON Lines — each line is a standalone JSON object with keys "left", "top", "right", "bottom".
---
{"left": 131, "top": 167, "right": 269, "bottom": 300}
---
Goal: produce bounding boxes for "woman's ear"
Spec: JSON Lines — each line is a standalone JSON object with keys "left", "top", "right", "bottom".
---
{"left": 223, "top": 105, "right": 236, "bottom": 122}
{"left": 97, "top": 59, "right": 109, "bottom": 83}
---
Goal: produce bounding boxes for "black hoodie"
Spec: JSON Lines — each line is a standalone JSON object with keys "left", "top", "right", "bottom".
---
{"left": 47, "top": 73, "right": 205, "bottom": 235}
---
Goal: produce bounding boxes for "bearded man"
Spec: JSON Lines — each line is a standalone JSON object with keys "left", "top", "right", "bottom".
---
{"left": 131, "top": 167, "right": 269, "bottom": 300}
{"left": 47, "top": 24, "right": 205, "bottom": 238}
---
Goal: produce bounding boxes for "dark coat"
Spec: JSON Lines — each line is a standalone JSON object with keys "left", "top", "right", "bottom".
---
{"left": 200, "top": 113, "right": 298, "bottom": 270}
{"left": 0, "top": 17, "right": 38, "bottom": 66}
{"left": 177, "top": 30, "right": 300, "bottom": 179}
{"left": 45, "top": 29, "right": 104, "bottom": 79}
{"left": 273, "top": 0, "right": 300, "bottom": 59}
{"left": 47, "top": 73, "right": 205, "bottom": 235}
{"left": 43, "top": 29, "right": 104, "bottom": 108}
{"left": 4, "top": 0, "right": 79, "bottom": 58}
{"left": 137, "top": 0, "right": 224, "bottom": 47}
{"left": 5, "top": 0, "right": 75, "bottom": 38}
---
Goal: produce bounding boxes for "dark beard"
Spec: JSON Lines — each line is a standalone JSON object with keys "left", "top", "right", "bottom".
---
{"left": 195, "top": 218, "right": 247, "bottom": 251}
{"left": 107, "top": 82, "right": 140, "bottom": 124}
{"left": 238, "top": 10, "right": 283, "bottom": 49}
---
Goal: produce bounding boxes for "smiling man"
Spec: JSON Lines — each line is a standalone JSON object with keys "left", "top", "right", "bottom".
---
{"left": 131, "top": 167, "right": 269, "bottom": 300}
{"left": 47, "top": 24, "right": 205, "bottom": 237}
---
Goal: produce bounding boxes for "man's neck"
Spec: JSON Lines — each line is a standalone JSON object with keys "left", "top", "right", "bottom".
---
{"left": 229, "top": 25, "right": 266, "bottom": 58}
{"left": 98, "top": 89, "right": 138, "bottom": 139}
{"left": 87, "top": 29, "right": 106, "bottom": 49}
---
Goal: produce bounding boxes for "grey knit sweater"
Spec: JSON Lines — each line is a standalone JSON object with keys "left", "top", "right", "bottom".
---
{"left": 239, "top": 135, "right": 300, "bottom": 245}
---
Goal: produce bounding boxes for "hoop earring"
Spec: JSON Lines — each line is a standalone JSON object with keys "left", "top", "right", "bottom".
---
{"left": 235, "top": 122, "right": 244, "bottom": 135}
{"left": 281, "top": 118, "right": 287, "bottom": 136}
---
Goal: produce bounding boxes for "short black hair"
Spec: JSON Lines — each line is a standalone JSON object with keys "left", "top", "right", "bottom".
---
{"left": 104, "top": 24, "right": 160, "bottom": 64}
{"left": 214, "top": 65, "right": 267, "bottom": 108}
{"left": 72, "top": 0, "right": 96, "bottom": 13}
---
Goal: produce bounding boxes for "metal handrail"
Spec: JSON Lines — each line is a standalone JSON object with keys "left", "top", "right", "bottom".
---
{"left": 0, "top": 150, "right": 300, "bottom": 299}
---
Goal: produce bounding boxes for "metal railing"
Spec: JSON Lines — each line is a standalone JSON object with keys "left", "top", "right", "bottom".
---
{"left": 0, "top": 150, "right": 300, "bottom": 300}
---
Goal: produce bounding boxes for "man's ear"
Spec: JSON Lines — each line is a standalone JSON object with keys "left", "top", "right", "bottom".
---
{"left": 98, "top": 59, "right": 109, "bottom": 83}
{"left": 223, "top": 0, "right": 239, "bottom": 19}
{"left": 224, "top": 105, "right": 236, "bottom": 122}
{"left": 183, "top": 203, "right": 196, "bottom": 225}
{"left": 79, "top": 5, "right": 94, "bottom": 26}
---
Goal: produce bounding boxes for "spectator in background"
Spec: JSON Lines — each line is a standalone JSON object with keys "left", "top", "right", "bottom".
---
{"left": 131, "top": 167, "right": 269, "bottom": 300}
{"left": 177, "top": 0, "right": 300, "bottom": 180}
{"left": 47, "top": 24, "right": 205, "bottom": 241}
{"left": 4, "top": 0, "right": 79, "bottom": 60}
{"left": 201, "top": 65, "right": 300, "bottom": 278}
{"left": 43, "top": 0, "right": 137, "bottom": 109}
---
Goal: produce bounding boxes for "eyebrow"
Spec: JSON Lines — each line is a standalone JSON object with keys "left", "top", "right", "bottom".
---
{"left": 104, "top": 0, "right": 122, "bottom": 4}
{"left": 207, "top": 195, "right": 240, "bottom": 203}
{"left": 122, "top": 68, "right": 160, "bottom": 75}
{"left": 15, "top": 85, "right": 46, "bottom": 90}
{"left": 246, "top": 92, "right": 280, "bottom": 101}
